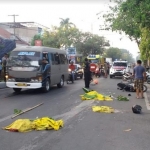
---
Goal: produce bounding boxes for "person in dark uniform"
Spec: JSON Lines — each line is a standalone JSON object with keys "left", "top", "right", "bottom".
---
{"left": 84, "top": 58, "right": 91, "bottom": 88}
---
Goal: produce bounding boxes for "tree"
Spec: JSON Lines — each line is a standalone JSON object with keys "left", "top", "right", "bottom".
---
{"left": 102, "top": 0, "right": 141, "bottom": 46}
{"left": 30, "top": 18, "right": 110, "bottom": 57}
{"left": 104, "top": 47, "right": 122, "bottom": 61}
{"left": 104, "top": 47, "right": 135, "bottom": 62}
{"left": 139, "top": 28, "right": 150, "bottom": 60}
{"left": 31, "top": 34, "right": 42, "bottom": 46}
{"left": 101, "top": 0, "right": 150, "bottom": 60}
{"left": 74, "top": 32, "right": 109, "bottom": 56}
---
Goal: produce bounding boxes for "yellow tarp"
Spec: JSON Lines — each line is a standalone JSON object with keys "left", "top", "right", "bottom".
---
{"left": 3, "top": 119, "right": 32, "bottom": 132}
{"left": 80, "top": 91, "right": 113, "bottom": 101}
{"left": 3, "top": 117, "right": 64, "bottom": 132}
{"left": 31, "top": 117, "right": 63, "bottom": 131}
{"left": 92, "top": 106, "right": 114, "bottom": 113}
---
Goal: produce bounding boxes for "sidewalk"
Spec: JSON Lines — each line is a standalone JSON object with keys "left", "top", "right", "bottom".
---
{"left": 0, "top": 82, "right": 6, "bottom": 89}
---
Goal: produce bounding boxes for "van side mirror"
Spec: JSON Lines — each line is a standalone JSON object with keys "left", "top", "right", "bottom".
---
{"left": 38, "top": 60, "right": 43, "bottom": 65}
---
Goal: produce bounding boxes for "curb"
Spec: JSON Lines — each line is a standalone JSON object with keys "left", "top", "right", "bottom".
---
{"left": 0, "top": 82, "right": 7, "bottom": 89}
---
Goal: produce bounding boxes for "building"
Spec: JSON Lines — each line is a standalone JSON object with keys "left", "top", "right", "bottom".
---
{"left": 0, "top": 22, "right": 50, "bottom": 45}
{"left": 0, "top": 26, "right": 29, "bottom": 46}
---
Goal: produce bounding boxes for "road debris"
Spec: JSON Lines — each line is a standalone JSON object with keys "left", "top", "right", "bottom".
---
{"left": 11, "top": 103, "right": 44, "bottom": 119}
{"left": 124, "top": 129, "right": 131, "bottom": 132}
{"left": 81, "top": 88, "right": 113, "bottom": 101}
{"left": 92, "top": 106, "right": 114, "bottom": 113}
{"left": 14, "top": 109, "right": 22, "bottom": 114}
{"left": 3, "top": 117, "right": 64, "bottom": 132}
{"left": 117, "top": 95, "right": 129, "bottom": 101}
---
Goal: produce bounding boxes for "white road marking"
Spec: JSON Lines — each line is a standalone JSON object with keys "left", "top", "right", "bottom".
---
{"left": 144, "top": 92, "right": 150, "bottom": 110}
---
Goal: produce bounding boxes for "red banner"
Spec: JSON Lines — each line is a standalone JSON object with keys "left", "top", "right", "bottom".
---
{"left": 35, "top": 40, "right": 42, "bottom": 46}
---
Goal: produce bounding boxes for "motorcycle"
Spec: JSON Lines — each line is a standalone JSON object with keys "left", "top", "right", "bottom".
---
{"left": 122, "top": 72, "right": 133, "bottom": 81}
{"left": 120, "top": 74, "right": 147, "bottom": 92}
{"left": 146, "top": 71, "right": 150, "bottom": 84}
{"left": 100, "top": 67, "right": 105, "bottom": 76}
{"left": 94, "top": 67, "right": 101, "bottom": 78}
{"left": 67, "top": 69, "right": 74, "bottom": 84}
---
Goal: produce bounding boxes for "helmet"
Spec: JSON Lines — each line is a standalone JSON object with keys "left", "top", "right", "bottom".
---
{"left": 132, "top": 105, "right": 142, "bottom": 114}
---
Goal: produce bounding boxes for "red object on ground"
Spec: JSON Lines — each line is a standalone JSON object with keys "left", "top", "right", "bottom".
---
{"left": 90, "top": 63, "right": 97, "bottom": 72}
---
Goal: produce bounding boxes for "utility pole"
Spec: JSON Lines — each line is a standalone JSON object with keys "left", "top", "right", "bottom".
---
{"left": 8, "top": 14, "right": 19, "bottom": 38}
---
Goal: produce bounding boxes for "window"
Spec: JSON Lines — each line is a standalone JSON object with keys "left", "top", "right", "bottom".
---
{"left": 42, "top": 52, "right": 49, "bottom": 62}
{"left": 54, "top": 53, "right": 60, "bottom": 64}
{"left": 113, "top": 63, "right": 127, "bottom": 67}
{"left": 59, "top": 54, "right": 67, "bottom": 64}
{"left": 50, "top": 53, "right": 55, "bottom": 65}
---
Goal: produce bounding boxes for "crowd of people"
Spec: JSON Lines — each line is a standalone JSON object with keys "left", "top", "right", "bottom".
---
{"left": 69, "top": 58, "right": 110, "bottom": 89}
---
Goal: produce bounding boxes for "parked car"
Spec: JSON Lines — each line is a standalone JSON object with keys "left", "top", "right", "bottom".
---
{"left": 74, "top": 64, "right": 84, "bottom": 79}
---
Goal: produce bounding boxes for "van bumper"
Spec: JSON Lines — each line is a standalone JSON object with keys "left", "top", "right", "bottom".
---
{"left": 6, "top": 82, "right": 42, "bottom": 89}
{"left": 110, "top": 72, "right": 124, "bottom": 76}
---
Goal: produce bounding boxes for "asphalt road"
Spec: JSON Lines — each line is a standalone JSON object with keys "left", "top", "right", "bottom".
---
{"left": 0, "top": 76, "right": 150, "bottom": 150}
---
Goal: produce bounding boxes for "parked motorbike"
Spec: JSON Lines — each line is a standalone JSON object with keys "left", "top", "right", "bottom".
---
{"left": 100, "top": 67, "right": 105, "bottom": 76}
{"left": 94, "top": 67, "right": 101, "bottom": 78}
{"left": 146, "top": 71, "right": 150, "bottom": 84}
{"left": 67, "top": 69, "right": 74, "bottom": 84}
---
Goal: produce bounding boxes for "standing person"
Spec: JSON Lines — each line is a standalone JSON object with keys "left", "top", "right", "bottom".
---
{"left": 84, "top": 58, "right": 91, "bottom": 88}
{"left": 133, "top": 60, "right": 146, "bottom": 99}
{"left": 104, "top": 61, "right": 108, "bottom": 78}
{"left": 2, "top": 53, "right": 8, "bottom": 82}
{"left": 69, "top": 61, "right": 75, "bottom": 81}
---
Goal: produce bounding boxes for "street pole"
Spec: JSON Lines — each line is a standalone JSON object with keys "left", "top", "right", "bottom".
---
{"left": 8, "top": 14, "right": 19, "bottom": 37}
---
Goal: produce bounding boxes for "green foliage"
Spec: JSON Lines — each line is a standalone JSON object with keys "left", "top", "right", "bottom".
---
{"left": 104, "top": 47, "right": 134, "bottom": 62}
{"left": 31, "top": 34, "right": 43, "bottom": 46}
{"left": 102, "top": 0, "right": 150, "bottom": 60}
{"left": 14, "top": 109, "right": 22, "bottom": 114}
{"left": 139, "top": 28, "right": 150, "bottom": 60}
{"left": 31, "top": 18, "right": 109, "bottom": 57}
{"left": 74, "top": 32, "right": 109, "bottom": 56}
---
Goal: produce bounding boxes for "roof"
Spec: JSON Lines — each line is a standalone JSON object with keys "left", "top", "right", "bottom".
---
{"left": 13, "top": 46, "right": 66, "bottom": 53}
{"left": 0, "top": 22, "right": 50, "bottom": 29}
{"left": 0, "top": 27, "right": 11, "bottom": 38}
{"left": 0, "top": 27, "right": 29, "bottom": 46}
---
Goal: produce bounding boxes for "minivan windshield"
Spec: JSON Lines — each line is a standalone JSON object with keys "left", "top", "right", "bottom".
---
{"left": 113, "top": 62, "right": 127, "bottom": 67}
{"left": 7, "top": 51, "right": 41, "bottom": 67}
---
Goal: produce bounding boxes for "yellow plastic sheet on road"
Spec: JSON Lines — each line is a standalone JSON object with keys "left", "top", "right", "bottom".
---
{"left": 92, "top": 106, "right": 114, "bottom": 113}
{"left": 3, "top": 117, "right": 64, "bottom": 132}
{"left": 31, "top": 117, "right": 64, "bottom": 131}
{"left": 3, "top": 119, "right": 32, "bottom": 132}
{"left": 80, "top": 91, "right": 113, "bottom": 101}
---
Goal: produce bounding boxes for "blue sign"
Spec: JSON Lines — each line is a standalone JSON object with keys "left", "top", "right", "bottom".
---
{"left": 18, "top": 52, "right": 35, "bottom": 56}
{"left": 88, "top": 55, "right": 96, "bottom": 58}
{"left": 67, "top": 47, "right": 76, "bottom": 55}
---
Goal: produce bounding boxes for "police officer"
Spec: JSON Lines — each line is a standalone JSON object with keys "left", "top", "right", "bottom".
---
{"left": 84, "top": 58, "right": 91, "bottom": 88}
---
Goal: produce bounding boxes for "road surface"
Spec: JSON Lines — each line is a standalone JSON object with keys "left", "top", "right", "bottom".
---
{"left": 0, "top": 77, "right": 150, "bottom": 150}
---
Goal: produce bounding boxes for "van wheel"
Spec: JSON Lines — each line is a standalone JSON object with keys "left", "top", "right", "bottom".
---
{"left": 13, "top": 88, "right": 22, "bottom": 93}
{"left": 43, "top": 78, "right": 50, "bottom": 92}
{"left": 57, "top": 76, "right": 64, "bottom": 88}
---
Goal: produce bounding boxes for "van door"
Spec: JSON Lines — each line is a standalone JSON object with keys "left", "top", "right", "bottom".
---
{"left": 59, "top": 53, "right": 68, "bottom": 81}
{"left": 50, "top": 53, "right": 61, "bottom": 84}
